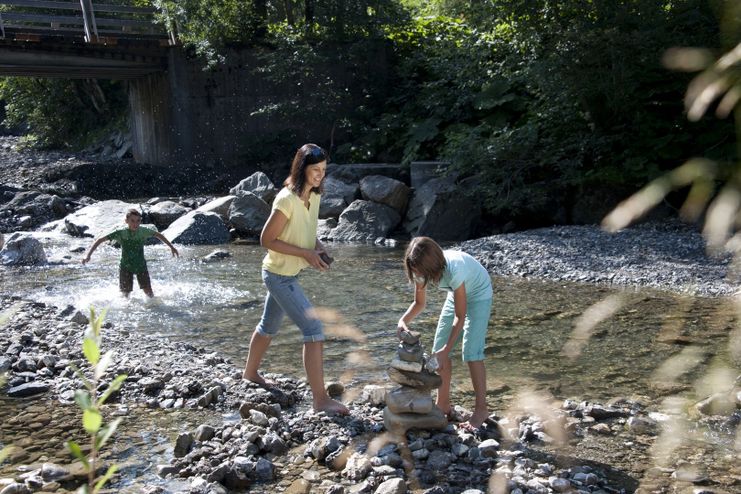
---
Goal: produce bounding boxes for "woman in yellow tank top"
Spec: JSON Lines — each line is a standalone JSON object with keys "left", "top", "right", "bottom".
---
{"left": 242, "top": 143, "right": 348, "bottom": 415}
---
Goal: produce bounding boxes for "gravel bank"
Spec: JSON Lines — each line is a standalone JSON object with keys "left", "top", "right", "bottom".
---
{"left": 460, "top": 220, "right": 738, "bottom": 297}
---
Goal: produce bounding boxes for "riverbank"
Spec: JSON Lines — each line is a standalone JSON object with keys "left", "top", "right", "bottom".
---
{"left": 3, "top": 295, "right": 738, "bottom": 494}
{"left": 461, "top": 219, "right": 738, "bottom": 298}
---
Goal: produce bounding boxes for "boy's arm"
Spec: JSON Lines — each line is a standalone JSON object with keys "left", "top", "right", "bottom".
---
{"left": 152, "top": 232, "right": 179, "bottom": 257}
{"left": 398, "top": 282, "right": 427, "bottom": 335}
{"left": 81, "top": 236, "right": 108, "bottom": 264}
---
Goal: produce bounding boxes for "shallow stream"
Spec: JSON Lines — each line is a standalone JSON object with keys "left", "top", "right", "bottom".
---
{"left": 2, "top": 237, "right": 739, "bottom": 491}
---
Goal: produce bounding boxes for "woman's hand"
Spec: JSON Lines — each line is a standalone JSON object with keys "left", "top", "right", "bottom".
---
{"left": 304, "top": 248, "right": 330, "bottom": 271}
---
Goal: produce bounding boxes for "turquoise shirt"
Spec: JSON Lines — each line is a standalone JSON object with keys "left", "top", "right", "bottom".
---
{"left": 438, "top": 250, "right": 493, "bottom": 301}
{"left": 106, "top": 226, "right": 156, "bottom": 273}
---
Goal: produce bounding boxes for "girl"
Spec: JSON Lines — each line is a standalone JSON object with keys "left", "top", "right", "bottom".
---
{"left": 243, "top": 143, "right": 348, "bottom": 415}
{"left": 397, "top": 236, "right": 493, "bottom": 429}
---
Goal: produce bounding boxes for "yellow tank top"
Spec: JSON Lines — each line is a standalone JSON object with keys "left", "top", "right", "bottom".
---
{"left": 262, "top": 187, "right": 321, "bottom": 276}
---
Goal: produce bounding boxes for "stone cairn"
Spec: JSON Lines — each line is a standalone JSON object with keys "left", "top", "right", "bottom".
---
{"left": 383, "top": 329, "right": 448, "bottom": 434}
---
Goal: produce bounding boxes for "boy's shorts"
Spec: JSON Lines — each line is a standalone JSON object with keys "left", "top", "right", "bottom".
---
{"left": 432, "top": 295, "right": 492, "bottom": 361}
{"left": 119, "top": 268, "right": 152, "bottom": 293}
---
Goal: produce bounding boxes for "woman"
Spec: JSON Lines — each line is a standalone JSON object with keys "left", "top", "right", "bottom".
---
{"left": 243, "top": 143, "right": 348, "bottom": 415}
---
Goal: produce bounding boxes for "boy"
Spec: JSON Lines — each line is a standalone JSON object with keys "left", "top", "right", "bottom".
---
{"left": 82, "top": 208, "right": 179, "bottom": 298}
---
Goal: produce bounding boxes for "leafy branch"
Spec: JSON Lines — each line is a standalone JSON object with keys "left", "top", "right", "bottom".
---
{"left": 66, "top": 307, "right": 127, "bottom": 494}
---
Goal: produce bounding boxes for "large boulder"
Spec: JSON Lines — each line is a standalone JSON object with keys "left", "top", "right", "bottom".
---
{"left": 0, "top": 191, "right": 70, "bottom": 230}
{"left": 328, "top": 200, "right": 401, "bottom": 242}
{"left": 228, "top": 192, "right": 270, "bottom": 236}
{"left": 359, "top": 175, "right": 410, "bottom": 215}
{"left": 327, "top": 163, "right": 406, "bottom": 183}
{"left": 230, "top": 172, "right": 277, "bottom": 204}
{"left": 403, "top": 177, "right": 479, "bottom": 241}
{"left": 0, "top": 232, "right": 47, "bottom": 266}
{"left": 320, "top": 177, "right": 358, "bottom": 219}
{"left": 196, "top": 196, "right": 236, "bottom": 221}
{"left": 162, "top": 211, "right": 230, "bottom": 245}
{"left": 147, "top": 200, "right": 190, "bottom": 229}
{"left": 63, "top": 200, "right": 140, "bottom": 238}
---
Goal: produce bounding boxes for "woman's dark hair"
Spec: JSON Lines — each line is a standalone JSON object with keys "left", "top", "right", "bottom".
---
{"left": 284, "top": 143, "right": 328, "bottom": 196}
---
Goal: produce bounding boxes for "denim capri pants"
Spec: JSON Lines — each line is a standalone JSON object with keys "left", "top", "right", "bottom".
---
{"left": 255, "top": 269, "right": 324, "bottom": 343}
{"left": 432, "top": 294, "right": 492, "bottom": 361}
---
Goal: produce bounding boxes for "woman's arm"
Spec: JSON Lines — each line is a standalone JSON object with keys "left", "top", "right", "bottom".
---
{"left": 261, "top": 209, "right": 327, "bottom": 270}
{"left": 153, "top": 232, "right": 179, "bottom": 257}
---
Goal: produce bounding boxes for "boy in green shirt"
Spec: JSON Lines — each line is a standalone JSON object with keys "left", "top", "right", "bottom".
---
{"left": 82, "top": 208, "right": 179, "bottom": 298}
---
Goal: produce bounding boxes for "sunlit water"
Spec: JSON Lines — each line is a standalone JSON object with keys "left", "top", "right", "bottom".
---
{"left": 2, "top": 234, "right": 740, "bottom": 490}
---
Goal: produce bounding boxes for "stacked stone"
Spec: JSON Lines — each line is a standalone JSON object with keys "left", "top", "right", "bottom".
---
{"left": 383, "top": 329, "right": 448, "bottom": 434}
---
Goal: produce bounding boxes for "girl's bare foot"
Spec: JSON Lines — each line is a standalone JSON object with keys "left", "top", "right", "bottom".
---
{"left": 314, "top": 396, "right": 349, "bottom": 415}
{"left": 461, "top": 410, "right": 488, "bottom": 430}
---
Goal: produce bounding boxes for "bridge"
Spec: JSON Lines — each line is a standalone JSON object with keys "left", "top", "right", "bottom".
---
{"left": 0, "top": 0, "right": 174, "bottom": 78}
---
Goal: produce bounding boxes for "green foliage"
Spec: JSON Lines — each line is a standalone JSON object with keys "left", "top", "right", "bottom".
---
{"left": 0, "top": 78, "right": 127, "bottom": 149}
{"left": 356, "top": 0, "right": 736, "bottom": 225}
{"left": 66, "top": 307, "right": 126, "bottom": 494}
{"left": 604, "top": 0, "right": 741, "bottom": 246}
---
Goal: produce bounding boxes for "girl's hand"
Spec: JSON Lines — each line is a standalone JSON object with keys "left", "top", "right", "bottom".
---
{"left": 396, "top": 320, "right": 409, "bottom": 339}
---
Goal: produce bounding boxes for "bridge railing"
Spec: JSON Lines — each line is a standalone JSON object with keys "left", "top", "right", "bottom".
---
{"left": 0, "top": 0, "right": 176, "bottom": 44}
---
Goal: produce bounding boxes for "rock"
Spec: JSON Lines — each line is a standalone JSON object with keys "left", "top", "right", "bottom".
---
{"left": 385, "top": 387, "right": 434, "bottom": 415}
{"left": 229, "top": 172, "right": 277, "bottom": 204}
{"left": 147, "top": 200, "right": 189, "bottom": 229}
{"left": 174, "top": 432, "right": 193, "bottom": 457}
{"left": 194, "top": 424, "right": 215, "bottom": 441}
{"left": 327, "top": 381, "right": 345, "bottom": 397}
{"left": 7, "top": 381, "right": 49, "bottom": 397}
{"left": 386, "top": 367, "right": 442, "bottom": 390}
{"left": 63, "top": 200, "right": 139, "bottom": 238}
{"left": 328, "top": 200, "right": 401, "bottom": 242}
{"left": 162, "top": 211, "right": 230, "bottom": 245}
{"left": 360, "top": 385, "right": 388, "bottom": 406}
{"left": 285, "top": 478, "right": 312, "bottom": 494}
{"left": 342, "top": 453, "right": 373, "bottom": 481}
{"left": 359, "top": 175, "right": 410, "bottom": 214}
{"left": 228, "top": 192, "right": 271, "bottom": 236}
{"left": 196, "top": 196, "right": 236, "bottom": 221}
{"left": 202, "top": 249, "right": 231, "bottom": 263}
{"left": 374, "top": 478, "right": 407, "bottom": 494}
{"left": 0, "top": 233, "right": 47, "bottom": 266}
{"left": 389, "top": 356, "right": 423, "bottom": 373}
{"left": 383, "top": 406, "right": 447, "bottom": 434}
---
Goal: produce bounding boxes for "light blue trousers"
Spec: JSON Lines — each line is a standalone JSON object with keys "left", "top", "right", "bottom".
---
{"left": 255, "top": 269, "right": 324, "bottom": 343}
{"left": 432, "top": 295, "right": 492, "bottom": 361}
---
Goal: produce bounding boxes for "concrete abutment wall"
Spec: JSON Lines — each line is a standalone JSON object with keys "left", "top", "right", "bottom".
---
{"left": 127, "top": 44, "right": 389, "bottom": 168}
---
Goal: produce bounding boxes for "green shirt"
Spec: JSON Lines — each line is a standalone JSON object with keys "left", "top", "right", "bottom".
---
{"left": 106, "top": 226, "right": 156, "bottom": 273}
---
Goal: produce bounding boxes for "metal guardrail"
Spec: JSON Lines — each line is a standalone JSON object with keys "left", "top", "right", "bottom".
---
{"left": 0, "top": 0, "right": 176, "bottom": 44}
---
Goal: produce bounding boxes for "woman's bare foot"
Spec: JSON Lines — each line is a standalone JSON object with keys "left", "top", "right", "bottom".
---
{"left": 314, "top": 396, "right": 349, "bottom": 415}
{"left": 242, "top": 372, "right": 276, "bottom": 389}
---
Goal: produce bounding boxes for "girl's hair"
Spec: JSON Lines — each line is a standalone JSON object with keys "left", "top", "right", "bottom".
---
{"left": 403, "top": 236, "right": 446, "bottom": 287}
{"left": 284, "top": 143, "right": 328, "bottom": 196}
{"left": 125, "top": 208, "right": 142, "bottom": 220}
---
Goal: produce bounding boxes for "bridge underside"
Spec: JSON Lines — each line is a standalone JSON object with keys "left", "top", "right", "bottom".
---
{"left": 0, "top": 37, "right": 167, "bottom": 79}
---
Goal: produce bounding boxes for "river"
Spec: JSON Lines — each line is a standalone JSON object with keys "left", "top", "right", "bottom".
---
{"left": 1, "top": 235, "right": 740, "bottom": 491}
